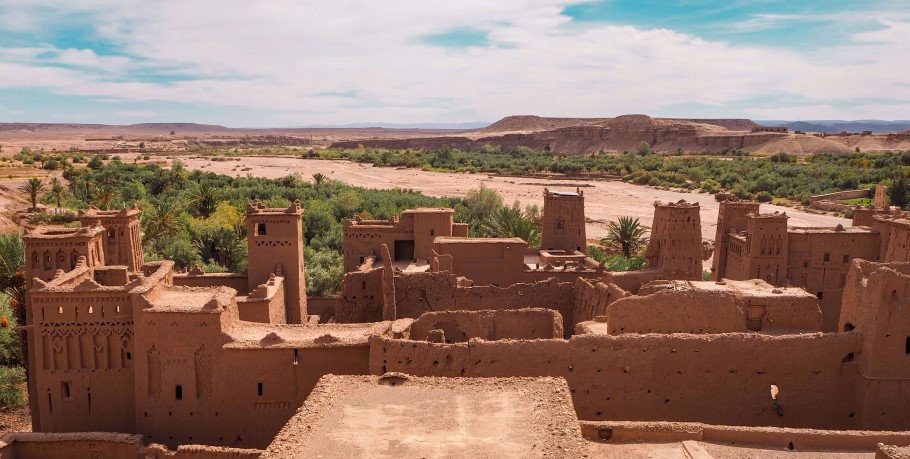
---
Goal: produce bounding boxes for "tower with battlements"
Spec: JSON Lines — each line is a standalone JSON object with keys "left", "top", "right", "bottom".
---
{"left": 245, "top": 200, "right": 307, "bottom": 323}
{"left": 541, "top": 188, "right": 586, "bottom": 252}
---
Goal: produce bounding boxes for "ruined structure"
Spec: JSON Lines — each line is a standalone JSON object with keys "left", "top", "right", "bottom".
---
{"left": 8, "top": 193, "right": 910, "bottom": 457}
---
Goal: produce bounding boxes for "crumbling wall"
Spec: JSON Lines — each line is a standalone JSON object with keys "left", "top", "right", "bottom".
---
{"left": 841, "top": 260, "right": 910, "bottom": 430}
{"left": 370, "top": 331, "right": 866, "bottom": 429}
{"left": 572, "top": 278, "right": 631, "bottom": 331}
{"left": 0, "top": 433, "right": 264, "bottom": 459}
{"left": 337, "top": 268, "right": 383, "bottom": 323}
{"left": 601, "top": 269, "right": 665, "bottom": 294}
{"left": 409, "top": 309, "right": 563, "bottom": 342}
{"left": 596, "top": 282, "right": 822, "bottom": 334}
{"left": 392, "top": 274, "right": 575, "bottom": 333}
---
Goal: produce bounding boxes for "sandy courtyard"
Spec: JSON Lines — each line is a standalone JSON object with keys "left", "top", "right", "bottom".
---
{"left": 181, "top": 155, "right": 851, "bottom": 241}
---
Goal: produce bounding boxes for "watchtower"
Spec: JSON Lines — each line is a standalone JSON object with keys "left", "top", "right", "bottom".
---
{"left": 78, "top": 204, "right": 144, "bottom": 272}
{"left": 541, "top": 188, "right": 586, "bottom": 252}
{"left": 646, "top": 200, "right": 702, "bottom": 280}
{"left": 712, "top": 200, "right": 761, "bottom": 280}
{"left": 246, "top": 200, "right": 307, "bottom": 323}
{"left": 743, "top": 212, "right": 789, "bottom": 285}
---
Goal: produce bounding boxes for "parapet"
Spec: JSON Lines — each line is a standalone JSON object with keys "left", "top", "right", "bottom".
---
{"left": 246, "top": 199, "right": 303, "bottom": 215}
{"left": 23, "top": 224, "right": 104, "bottom": 240}
{"left": 654, "top": 199, "right": 699, "bottom": 208}
{"left": 77, "top": 203, "right": 141, "bottom": 219}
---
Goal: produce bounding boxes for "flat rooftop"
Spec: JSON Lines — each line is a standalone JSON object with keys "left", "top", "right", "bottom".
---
{"left": 263, "top": 374, "right": 586, "bottom": 458}
{"left": 225, "top": 322, "right": 394, "bottom": 349}
{"left": 144, "top": 285, "right": 234, "bottom": 313}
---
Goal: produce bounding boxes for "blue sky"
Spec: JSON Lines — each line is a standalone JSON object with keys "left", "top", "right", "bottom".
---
{"left": 0, "top": 1, "right": 908, "bottom": 126}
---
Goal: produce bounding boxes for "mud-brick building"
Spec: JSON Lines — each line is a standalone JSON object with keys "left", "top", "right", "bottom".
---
{"left": 712, "top": 200, "right": 910, "bottom": 331}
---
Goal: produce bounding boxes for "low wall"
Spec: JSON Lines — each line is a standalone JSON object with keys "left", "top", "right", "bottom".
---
{"left": 306, "top": 297, "right": 339, "bottom": 322}
{"left": 598, "top": 284, "right": 822, "bottom": 334}
{"left": 409, "top": 308, "right": 563, "bottom": 342}
{"left": 370, "top": 330, "right": 867, "bottom": 429}
{"left": 173, "top": 273, "right": 249, "bottom": 293}
{"left": 811, "top": 189, "right": 871, "bottom": 204}
{"left": 578, "top": 421, "right": 910, "bottom": 451}
{"left": 572, "top": 279, "right": 631, "bottom": 332}
{"left": 393, "top": 274, "right": 576, "bottom": 336}
{"left": 0, "top": 433, "right": 263, "bottom": 459}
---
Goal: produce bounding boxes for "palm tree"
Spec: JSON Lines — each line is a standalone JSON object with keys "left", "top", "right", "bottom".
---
{"left": 18, "top": 178, "right": 45, "bottom": 210}
{"left": 49, "top": 178, "right": 64, "bottom": 209}
{"left": 94, "top": 185, "right": 118, "bottom": 210}
{"left": 312, "top": 173, "right": 327, "bottom": 191}
{"left": 186, "top": 183, "right": 219, "bottom": 217}
{"left": 603, "top": 216, "right": 648, "bottom": 258}
{"left": 0, "top": 233, "right": 26, "bottom": 366}
{"left": 142, "top": 200, "right": 183, "bottom": 247}
{"left": 479, "top": 205, "right": 541, "bottom": 247}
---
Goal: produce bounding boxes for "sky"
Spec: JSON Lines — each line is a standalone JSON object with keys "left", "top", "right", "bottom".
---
{"left": 0, "top": 0, "right": 908, "bottom": 127}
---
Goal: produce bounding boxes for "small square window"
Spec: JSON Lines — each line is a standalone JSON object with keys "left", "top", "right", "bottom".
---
{"left": 61, "top": 382, "right": 71, "bottom": 399}
{"left": 817, "top": 292, "right": 824, "bottom": 300}
{"left": 843, "top": 255, "right": 850, "bottom": 263}
{"left": 175, "top": 385, "right": 183, "bottom": 400}
{"left": 823, "top": 253, "right": 830, "bottom": 262}
{"left": 256, "top": 223, "right": 267, "bottom": 236}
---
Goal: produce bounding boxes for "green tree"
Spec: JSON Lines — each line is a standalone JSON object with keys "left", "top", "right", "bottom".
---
{"left": 312, "top": 173, "right": 327, "bottom": 191}
{"left": 636, "top": 141, "right": 652, "bottom": 156}
{"left": 478, "top": 203, "right": 541, "bottom": 247}
{"left": 142, "top": 200, "right": 184, "bottom": 247}
{"left": 603, "top": 216, "right": 648, "bottom": 258}
{"left": 18, "top": 177, "right": 45, "bottom": 210}
{"left": 890, "top": 177, "right": 908, "bottom": 210}
{"left": 87, "top": 155, "right": 104, "bottom": 170}
{"left": 186, "top": 183, "right": 220, "bottom": 217}
{"left": 49, "top": 177, "right": 64, "bottom": 208}
{"left": 462, "top": 183, "right": 503, "bottom": 222}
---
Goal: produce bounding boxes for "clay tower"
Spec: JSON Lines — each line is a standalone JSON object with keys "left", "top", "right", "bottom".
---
{"left": 712, "top": 200, "right": 761, "bottom": 280}
{"left": 646, "top": 200, "right": 702, "bottom": 280}
{"left": 743, "top": 212, "right": 789, "bottom": 285}
{"left": 246, "top": 200, "right": 307, "bottom": 323}
{"left": 541, "top": 188, "right": 586, "bottom": 252}
{"left": 78, "top": 205, "right": 144, "bottom": 272}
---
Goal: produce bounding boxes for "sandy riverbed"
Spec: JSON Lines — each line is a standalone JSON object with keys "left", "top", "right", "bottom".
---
{"left": 181, "top": 155, "right": 851, "bottom": 241}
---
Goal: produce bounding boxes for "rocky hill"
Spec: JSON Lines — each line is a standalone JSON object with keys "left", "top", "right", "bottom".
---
{"left": 330, "top": 114, "right": 908, "bottom": 156}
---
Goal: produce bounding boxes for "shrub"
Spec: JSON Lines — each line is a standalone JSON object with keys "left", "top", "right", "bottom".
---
{"left": 0, "top": 366, "right": 24, "bottom": 408}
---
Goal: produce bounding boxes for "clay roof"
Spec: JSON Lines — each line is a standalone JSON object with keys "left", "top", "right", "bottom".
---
{"left": 434, "top": 236, "right": 526, "bottom": 244}
{"left": 144, "top": 285, "right": 235, "bottom": 313}
{"left": 401, "top": 207, "right": 454, "bottom": 214}
{"left": 78, "top": 204, "right": 140, "bottom": 218}
{"left": 263, "top": 375, "right": 585, "bottom": 458}
{"left": 224, "top": 322, "right": 393, "bottom": 349}
{"left": 23, "top": 225, "right": 103, "bottom": 239}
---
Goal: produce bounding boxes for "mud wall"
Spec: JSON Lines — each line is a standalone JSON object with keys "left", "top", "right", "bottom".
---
{"left": 600, "top": 287, "right": 822, "bottom": 334}
{"left": 337, "top": 268, "right": 383, "bottom": 323}
{"left": 173, "top": 274, "right": 249, "bottom": 293}
{"left": 409, "top": 308, "right": 563, "bottom": 342}
{"left": 392, "top": 274, "right": 575, "bottom": 332}
{"left": 370, "top": 331, "right": 866, "bottom": 429}
{"left": 571, "top": 279, "right": 630, "bottom": 331}
{"left": 0, "top": 433, "right": 263, "bottom": 459}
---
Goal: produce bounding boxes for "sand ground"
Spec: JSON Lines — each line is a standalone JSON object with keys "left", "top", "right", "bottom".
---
{"left": 181, "top": 155, "right": 851, "bottom": 242}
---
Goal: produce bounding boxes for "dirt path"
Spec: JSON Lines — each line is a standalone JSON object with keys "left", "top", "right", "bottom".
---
{"left": 182, "top": 156, "right": 851, "bottom": 241}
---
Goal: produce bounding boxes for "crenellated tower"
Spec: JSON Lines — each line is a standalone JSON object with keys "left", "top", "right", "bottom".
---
{"left": 246, "top": 200, "right": 307, "bottom": 324}
{"left": 541, "top": 188, "right": 586, "bottom": 252}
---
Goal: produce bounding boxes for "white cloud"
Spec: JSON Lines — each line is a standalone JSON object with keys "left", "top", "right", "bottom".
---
{"left": 0, "top": 1, "right": 908, "bottom": 124}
